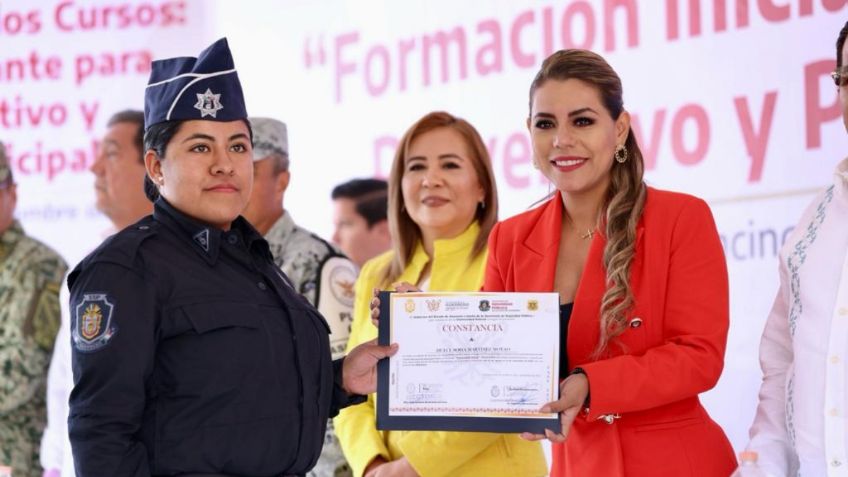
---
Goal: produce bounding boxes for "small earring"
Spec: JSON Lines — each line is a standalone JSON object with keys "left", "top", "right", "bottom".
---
{"left": 479, "top": 199, "right": 486, "bottom": 210}
{"left": 532, "top": 159, "right": 540, "bottom": 170}
{"left": 614, "top": 144, "right": 628, "bottom": 164}
{"left": 158, "top": 176, "right": 164, "bottom": 185}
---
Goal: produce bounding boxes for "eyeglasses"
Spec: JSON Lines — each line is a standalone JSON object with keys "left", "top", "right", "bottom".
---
{"left": 831, "top": 66, "right": 848, "bottom": 87}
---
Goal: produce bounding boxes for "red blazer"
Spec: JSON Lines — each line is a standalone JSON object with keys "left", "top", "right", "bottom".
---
{"left": 484, "top": 188, "right": 736, "bottom": 477}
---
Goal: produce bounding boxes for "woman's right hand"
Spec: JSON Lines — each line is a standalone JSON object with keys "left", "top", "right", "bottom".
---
{"left": 364, "top": 456, "right": 419, "bottom": 477}
{"left": 364, "top": 456, "right": 389, "bottom": 477}
{"left": 370, "top": 282, "right": 421, "bottom": 327}
{"left": 520, "top": 372, "right": 589, "bottom": 443}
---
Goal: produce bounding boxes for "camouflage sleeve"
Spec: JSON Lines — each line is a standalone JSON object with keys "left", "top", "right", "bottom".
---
{"left": 279, "top": 240, "right": 326, "bottom": 308}
{"left": 297, "top": 273, "right": 318, "bottom": 308}
{"left": 0, "top": 253, "right": 66, "bottom": 414}
{"left": 275, "top": 233, "right": 356, "bottom": 360}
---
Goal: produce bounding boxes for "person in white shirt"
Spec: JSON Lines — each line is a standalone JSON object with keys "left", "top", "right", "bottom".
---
{"left": 746, "top": 20, "right": 848, "bottom": 477}
{"left": 40, "top": 110, "right": 152, "bottom": 477}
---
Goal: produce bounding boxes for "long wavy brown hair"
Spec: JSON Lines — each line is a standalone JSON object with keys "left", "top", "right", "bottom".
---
{"left": 529, "top": 50, "right": 647, "bottom": 357}
{"left": 380, "top": 111, "right": 498, "bottom": 286}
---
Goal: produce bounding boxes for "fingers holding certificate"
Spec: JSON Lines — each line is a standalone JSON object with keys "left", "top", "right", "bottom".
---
{"left": 376, "top": 291, "right": 561, "bottom": 434}
{"left": 522, "top": 372, "right": 589, "bottom": 443}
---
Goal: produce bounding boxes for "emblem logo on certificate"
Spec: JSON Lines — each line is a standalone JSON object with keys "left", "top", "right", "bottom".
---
{"left": 376, "top": 291, "right": 561, "bottom": 434}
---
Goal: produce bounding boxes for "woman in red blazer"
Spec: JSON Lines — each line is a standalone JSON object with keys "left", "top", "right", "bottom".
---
{"left": 483, "top": 50, "right": 737, "bottom": 476}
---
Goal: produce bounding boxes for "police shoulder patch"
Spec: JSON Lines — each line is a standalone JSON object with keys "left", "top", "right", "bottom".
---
{"left": 72, "top": 293, "right": 118, "bottom": 352}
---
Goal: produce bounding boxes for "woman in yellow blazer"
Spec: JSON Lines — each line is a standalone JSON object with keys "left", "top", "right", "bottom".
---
{"left": 335, "top": 111, "right": 547, "bottom": 477}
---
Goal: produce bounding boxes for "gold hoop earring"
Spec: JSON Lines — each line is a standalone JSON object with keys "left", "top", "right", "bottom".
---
{"left": 614, "top": 144, "right": 628, "bottom": 164}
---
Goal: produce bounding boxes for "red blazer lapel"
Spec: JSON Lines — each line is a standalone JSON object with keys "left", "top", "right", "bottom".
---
{"left": 518, "top": 196, "right": 562, "bottom": 293}
{"left": 569, "top": 232, "right": 606, "bottom": 363}
{"left": 570, "top": 217, "right": 647, "bottom": 364}
{"left": 506, "top": 194, "right": 649, "bottom": 365}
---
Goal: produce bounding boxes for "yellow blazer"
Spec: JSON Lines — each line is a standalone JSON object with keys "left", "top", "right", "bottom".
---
{"left": 335, "top": 222, "right": 547, "bottom": 477}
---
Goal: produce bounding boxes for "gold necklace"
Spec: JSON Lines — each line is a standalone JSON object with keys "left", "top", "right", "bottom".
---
{"left": 565, "top": 213, "right": 596, "bottom": 240}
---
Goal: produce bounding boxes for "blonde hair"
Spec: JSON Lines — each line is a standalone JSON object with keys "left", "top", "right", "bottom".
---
{"left": 530, "top": 50, "right": 647, "bottom": 357}
{"left": 380, "top": 111, "right": 498, "bottom": 286}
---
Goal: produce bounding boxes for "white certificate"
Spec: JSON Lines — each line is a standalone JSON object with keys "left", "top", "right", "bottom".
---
{"left": 376, "top": 291, "right": 560, "bottom": 433}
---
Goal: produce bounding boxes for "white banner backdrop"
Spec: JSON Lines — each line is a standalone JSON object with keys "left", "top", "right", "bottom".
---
{"left": 3, "top": 0, "right": 847, "bottom": 457}
{"left": 1, "top": 0, "right": 215, "bottom": 265}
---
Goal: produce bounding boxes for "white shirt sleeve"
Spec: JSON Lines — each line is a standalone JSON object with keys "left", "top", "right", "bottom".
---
{"left": 746, "top": 255, "right": 800, "bottom": 477}
{"left": 40, "top": 282, "right": 73, "bottom": 474}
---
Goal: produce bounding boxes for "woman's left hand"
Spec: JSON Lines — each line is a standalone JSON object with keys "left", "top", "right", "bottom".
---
{"left": 342, "top": 338, "right": 399, "bottom": 395}
{"left": 520, "top": 372, "right": 589, "bottom": 443}
{"left": 370, "top": 282, "right": 421, "bottom": 327}
{"left": 367, "top": 457, "right": 419, "bottom": 477}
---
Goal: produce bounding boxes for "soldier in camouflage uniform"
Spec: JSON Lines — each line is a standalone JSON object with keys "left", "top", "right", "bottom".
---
{"left": 242, "top": 117, "right": 358, "bottom": 477}
{"left": 0, "top": 142, "right": 67, "bottom": 477}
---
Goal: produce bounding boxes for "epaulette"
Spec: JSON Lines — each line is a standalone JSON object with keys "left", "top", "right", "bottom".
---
{"left": 68, "top": 217, "right": 159, "bottom": 291}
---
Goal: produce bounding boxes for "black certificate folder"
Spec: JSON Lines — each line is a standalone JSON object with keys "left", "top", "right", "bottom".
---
{"left": 376, "top": 291, "right": 561, "bottom": 434}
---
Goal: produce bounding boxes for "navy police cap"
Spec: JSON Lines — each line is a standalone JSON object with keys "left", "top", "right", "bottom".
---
{"left": 144, "top": 38, "right": 247, "bottom": 130}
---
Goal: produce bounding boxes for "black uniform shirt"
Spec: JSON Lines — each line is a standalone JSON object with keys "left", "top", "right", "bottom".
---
{"left": 68, "top": 198, "right": 360, "bottom": 477}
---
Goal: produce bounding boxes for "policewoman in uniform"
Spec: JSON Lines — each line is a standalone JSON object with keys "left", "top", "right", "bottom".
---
{"left": 67, "top": 38, "right": 397, "bottom": 477}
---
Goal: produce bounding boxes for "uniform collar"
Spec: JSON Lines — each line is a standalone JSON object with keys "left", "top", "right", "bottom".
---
{"left": 153, "top": 198, "right": 266, "bottom": 265}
